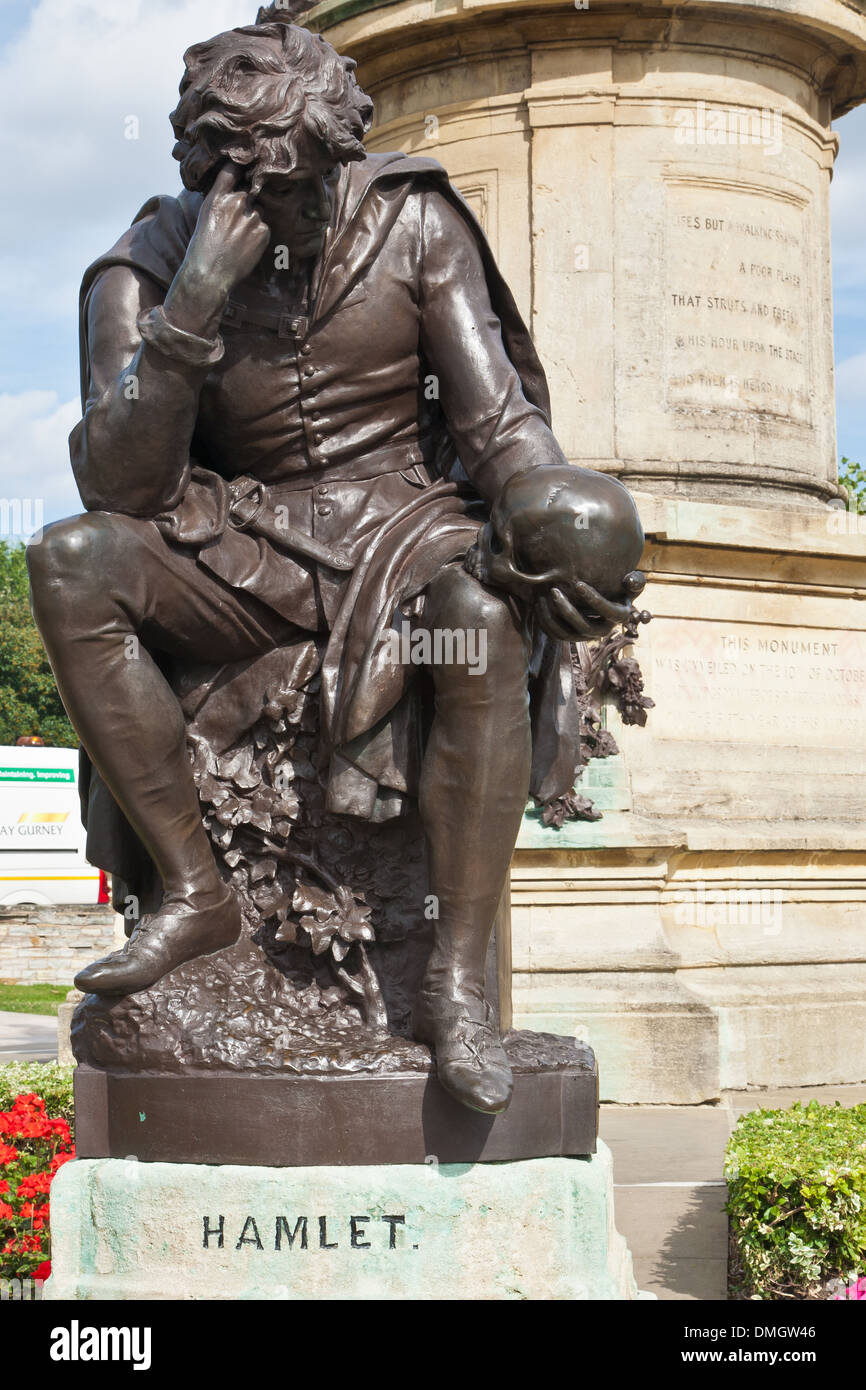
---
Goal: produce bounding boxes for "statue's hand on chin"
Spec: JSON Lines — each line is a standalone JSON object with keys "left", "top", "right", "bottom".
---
{"left": 165, "top": 164, "right": 271, "bottom": 335}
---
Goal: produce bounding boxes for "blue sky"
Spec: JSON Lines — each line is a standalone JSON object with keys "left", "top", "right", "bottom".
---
{"left": 0, "top": 0, "right": 864, "bottom": 531}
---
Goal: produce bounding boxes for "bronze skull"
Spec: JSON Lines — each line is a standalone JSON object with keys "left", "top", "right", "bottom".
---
{"left": 465, "top": 465, "right": 647, "bottom": 641}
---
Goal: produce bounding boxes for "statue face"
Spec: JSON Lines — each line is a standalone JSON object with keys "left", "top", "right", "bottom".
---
{"left": 252, "top": 160, "right": 341, "bottom": 259}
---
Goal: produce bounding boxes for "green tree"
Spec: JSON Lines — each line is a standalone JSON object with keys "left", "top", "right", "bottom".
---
{"left": 0, "top": 541, "right": 76, "bottom": 747}
{"left": 838, "top": 456, "right": 866, "bottom": 514}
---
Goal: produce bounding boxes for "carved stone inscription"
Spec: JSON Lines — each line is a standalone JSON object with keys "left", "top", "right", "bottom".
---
{"left": 202, "top": 1212, "right": 417, "bottom": 1251}
{"left": 665, "top": 183, "right": 811, "bottom": 424}
{"left": 649, "top": 619, "right": 866, "bottom": 747}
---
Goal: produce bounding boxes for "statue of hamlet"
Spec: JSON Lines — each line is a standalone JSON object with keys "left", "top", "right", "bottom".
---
{"left": 28, "top": 6, "right": 647, "bottom": 1117}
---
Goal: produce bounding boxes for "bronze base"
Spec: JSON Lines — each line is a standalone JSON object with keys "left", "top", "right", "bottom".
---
{"left": 73, "top": 1043, "right": 598, "bottom": 1167}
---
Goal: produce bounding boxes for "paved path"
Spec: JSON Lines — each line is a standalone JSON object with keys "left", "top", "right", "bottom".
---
{"left": 601, "top": 1082, "right": 866, "bottom": 1300}
{"left": 0, "top": 1010, "right": 58, "bottom": 1063}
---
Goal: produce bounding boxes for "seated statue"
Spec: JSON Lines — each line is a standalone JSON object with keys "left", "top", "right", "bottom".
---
{"left": 27, "top": 10, "right": 645, "bottom": 1116}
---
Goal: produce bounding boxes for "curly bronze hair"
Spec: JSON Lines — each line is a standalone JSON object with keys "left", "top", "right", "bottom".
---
{"left": 170, "top": 20, "right": 373, "bottom": 197}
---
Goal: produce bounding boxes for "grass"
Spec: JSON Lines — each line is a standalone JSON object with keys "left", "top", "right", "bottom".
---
{"left": 0, "top": 983, "right": 70, "bottom": 1016}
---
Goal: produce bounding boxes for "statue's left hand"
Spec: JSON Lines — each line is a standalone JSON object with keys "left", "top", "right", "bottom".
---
{"left": 164, "top": 164, "right": 271, "bottom": 337}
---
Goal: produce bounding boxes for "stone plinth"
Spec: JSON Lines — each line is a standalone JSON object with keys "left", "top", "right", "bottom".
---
{"left": 312, "top": 0, "right": 866, "bottom": 508}
{"left": 44, "top": 1147, "right": 637, "bottom": 1301}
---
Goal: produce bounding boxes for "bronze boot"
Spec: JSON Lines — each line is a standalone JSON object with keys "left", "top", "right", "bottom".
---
{"left": 413, "top": 989, "right": 513, "bottom": 1115}
{"left": 75, "top": 888, "right": 242, "bottom": 996}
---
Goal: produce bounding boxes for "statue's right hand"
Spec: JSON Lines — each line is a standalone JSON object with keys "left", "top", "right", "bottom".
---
{"left": 178, "top": 164, "right": 271, "bottom": 303}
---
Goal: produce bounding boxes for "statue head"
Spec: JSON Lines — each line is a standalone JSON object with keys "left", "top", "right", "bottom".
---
{"left": 169, "top": 15, "right": 373, "bottom": 200}
{"left": 465, "top": 466, "right": 647, "bottom": 642}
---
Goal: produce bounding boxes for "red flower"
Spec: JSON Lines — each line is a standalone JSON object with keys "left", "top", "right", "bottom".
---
{"left": 2, "top": 1233, "right": 42, "bottom": 1254}
{"left": 0, "top": 1090, "right": 74, "bottom": 1281}
{"left": 0, "top": 1096, "right": 55, "bottom": 1142}
{"left": 17, "top": 1171, "right": 52, "bottom": 1199}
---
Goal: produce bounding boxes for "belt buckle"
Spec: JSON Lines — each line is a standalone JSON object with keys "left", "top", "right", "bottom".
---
{"left": 228, "top": 478, "right": 265, "bottom": 531}
{"left": 278, "top": 312, "right": 308, "bottom": 340}
{"left": 223, "top": 300, "right": 245, "bottom": 327}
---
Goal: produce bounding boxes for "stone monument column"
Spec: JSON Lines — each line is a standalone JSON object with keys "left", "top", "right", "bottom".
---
{"left": 312, "top": 0, "right": 866, "bottom": 507}
{"left": 311, "top": 0, "right": 866, "bottom": 1100}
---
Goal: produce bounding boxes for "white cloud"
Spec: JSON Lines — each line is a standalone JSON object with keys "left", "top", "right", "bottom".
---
{"left": 0, "top": 0, "right": 254, "bottom": 324}
{"left": 0, "top": 1, "right": 259, "bottom": 531}
{"left": 836, "top": 353, "right": 866, "bottom": 465}
{"left": 0, "top": 3, "right": 261, "bottom": 536}
{"left": 0, "top": 390, "right": 81, "bottom": 535}
{"left": 832, "top": 106, "right": 866, "bottom": 299}
{"left": 837, "top": 352, "right": 866, "bottom": 405}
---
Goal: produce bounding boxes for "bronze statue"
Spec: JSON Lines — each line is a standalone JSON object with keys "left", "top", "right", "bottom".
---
{"left": 28, "top": 9, "right": 645, "bottom": 1120}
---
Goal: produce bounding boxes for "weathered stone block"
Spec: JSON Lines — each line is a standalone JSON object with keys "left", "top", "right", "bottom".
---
{"left": 45, "top": 1148, "right": 637, "bottom": 1301}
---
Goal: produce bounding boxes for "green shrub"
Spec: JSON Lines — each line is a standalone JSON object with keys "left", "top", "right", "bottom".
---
{"left": 0, "top": 541, "right": 76, "bottom": 746}
{"left": 838, "top": 456, "right": 866, "bottom": 514}
{"left": 0, "top": 1063, "right": 74, "bottom": 1137}
{"left": 725, "top": 1100, "right": 866, "bottom": 1299}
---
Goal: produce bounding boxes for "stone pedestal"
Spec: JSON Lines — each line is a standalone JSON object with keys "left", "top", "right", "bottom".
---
{"left": 44, "top": 1147, "right": 637, "bottom": 1301}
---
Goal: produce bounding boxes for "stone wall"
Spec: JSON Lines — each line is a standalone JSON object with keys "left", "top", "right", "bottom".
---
{"left": 0, "top": 906, "right": 117, "bottom": 987}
